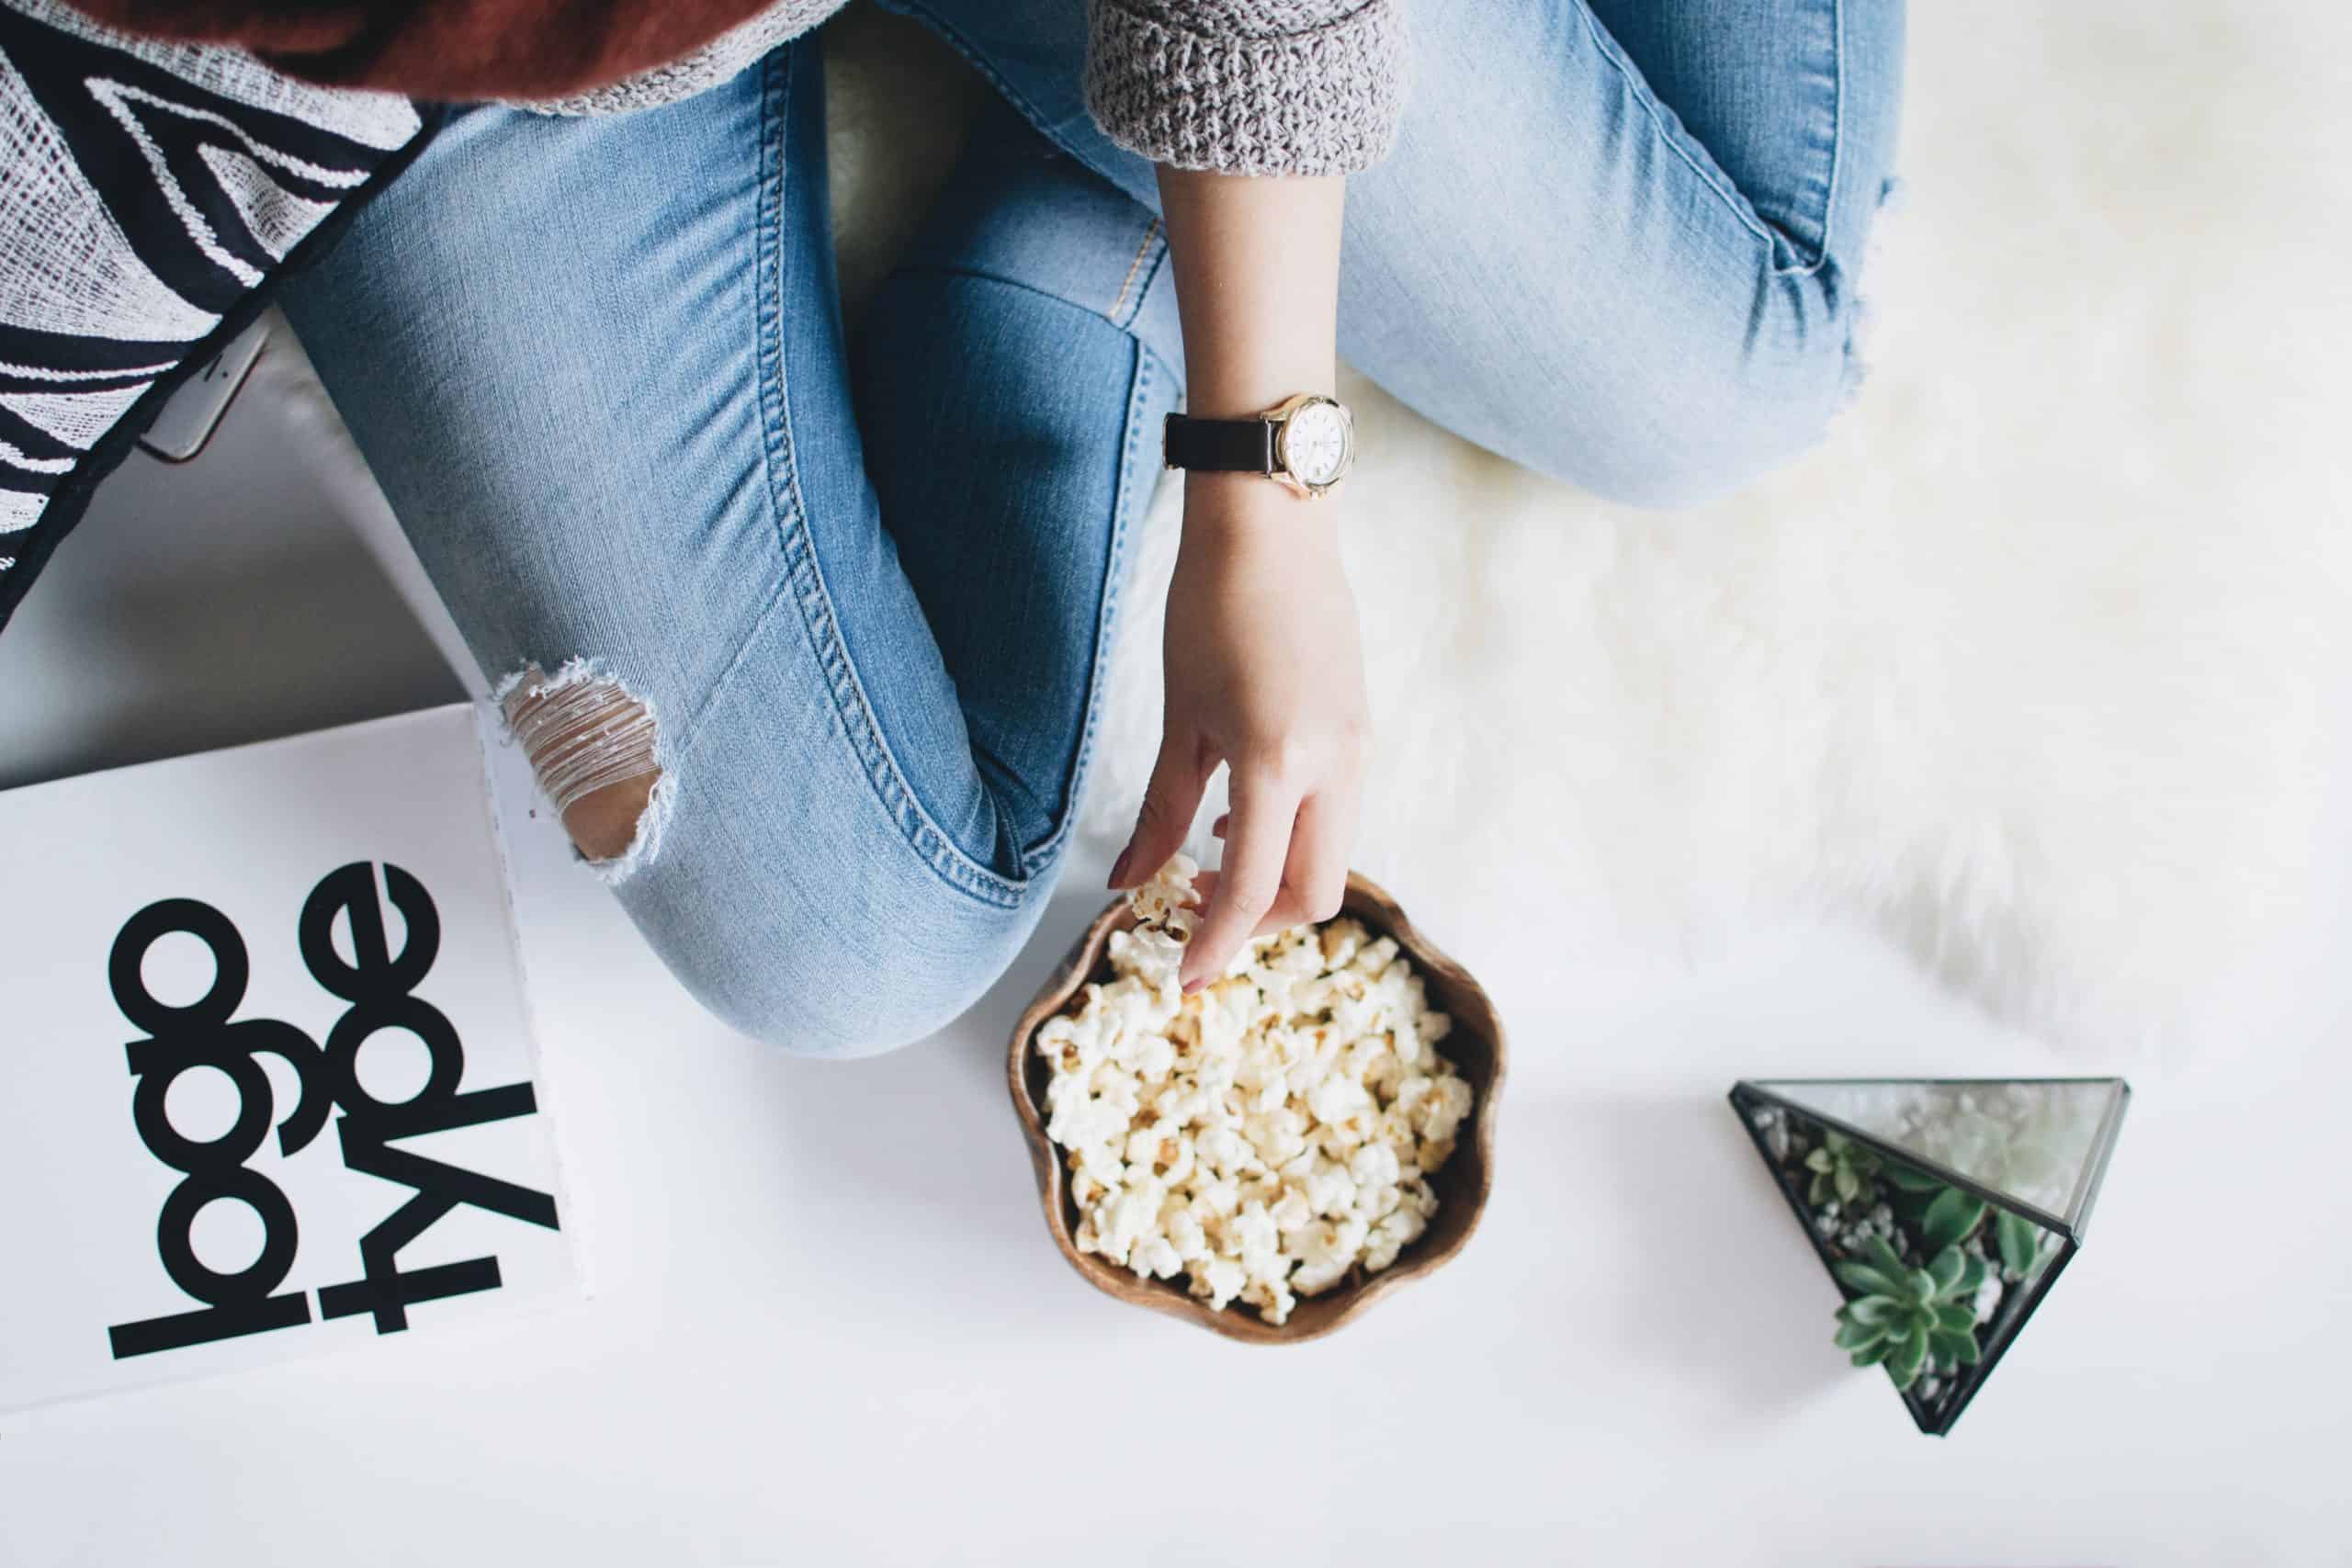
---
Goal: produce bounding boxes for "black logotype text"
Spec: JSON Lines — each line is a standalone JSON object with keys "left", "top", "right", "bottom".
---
{"left": 104, "top": 899, "right": 322, "bottom": 1358}
{"left": 106, "top": 863, "right": 559, "bottom": 1360}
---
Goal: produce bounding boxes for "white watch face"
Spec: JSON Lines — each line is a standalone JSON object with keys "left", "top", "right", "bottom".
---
{"left": 1281, "top": 400, "right": 1351, "bottom": 488}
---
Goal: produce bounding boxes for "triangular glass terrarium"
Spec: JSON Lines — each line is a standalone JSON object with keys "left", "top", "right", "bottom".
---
{"left": 1729, "top": 1077, "right": 2130, "bottom": 1436}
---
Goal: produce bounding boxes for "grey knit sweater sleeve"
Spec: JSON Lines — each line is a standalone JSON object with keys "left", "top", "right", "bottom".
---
{"left": 1084, "top": 0, "right": 1407, "bottom": 177}
{"left": 534, "top": 0, "right": 1408, "bottom": 175}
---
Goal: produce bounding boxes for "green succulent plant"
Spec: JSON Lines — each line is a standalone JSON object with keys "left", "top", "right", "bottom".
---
{"left": 1917, "top": 1184, "right": 1987, "bottom": 1252}
{"left": 1804, "top": 1129, "right": 1882, "bottom": 1208}
{"left": 1995, "top": 1208, "right": 2043, "bottom": 1278}
{"left": 1877, "top": 1156, "right": 2046, "bottom": 1276}
{"left": 1831, "top": 1235, "right": 1986, "bottom": 1393}
{"left": 1881, "top": 1157, "right": 1947, "bottom": 1194}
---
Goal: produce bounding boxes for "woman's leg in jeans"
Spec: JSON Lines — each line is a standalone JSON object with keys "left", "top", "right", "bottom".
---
{"left": 894, "top": 0, "right": 1905, "bottom": 506}
{"left": 280, "top": 40, "right": 1182, "bottom": 1055}
{"left": 856, "top": 96, "right": 1182, "bottom": 856}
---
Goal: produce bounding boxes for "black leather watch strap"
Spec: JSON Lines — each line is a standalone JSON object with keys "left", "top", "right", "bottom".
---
{"left": 1163, "top": 412, "right": 1276, "bottom": 474}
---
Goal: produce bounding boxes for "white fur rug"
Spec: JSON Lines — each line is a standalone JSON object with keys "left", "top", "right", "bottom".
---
{"left": 298, "top": 4, "right": 2352, "bottom": 1060}
{"left": 850, "top": 3, "right": 2352, "bottom": 1057}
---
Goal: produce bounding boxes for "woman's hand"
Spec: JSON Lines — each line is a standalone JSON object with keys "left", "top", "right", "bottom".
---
{"left": 1117, "top": 165, "right": 1361, "bottom": 989}
{"left": 1109, "top": 473, "right": 1369, "bottom": 991}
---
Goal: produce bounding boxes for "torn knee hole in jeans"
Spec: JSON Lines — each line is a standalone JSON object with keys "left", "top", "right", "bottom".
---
{"left": 493, "top": 659, "right": 673, "bottom": 884}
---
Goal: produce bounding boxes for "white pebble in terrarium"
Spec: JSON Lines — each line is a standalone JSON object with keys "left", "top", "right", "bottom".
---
{"left": 1764, "top": 1080, "right": 2119, "bottom": 1220}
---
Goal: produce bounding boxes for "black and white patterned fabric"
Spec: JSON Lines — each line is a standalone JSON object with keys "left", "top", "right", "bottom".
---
{"left": 0, "top": 0, "right": 430, "bottom": 632}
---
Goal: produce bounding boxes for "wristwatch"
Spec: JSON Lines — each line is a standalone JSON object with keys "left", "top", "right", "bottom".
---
{"left": 1163, "top": 392, "right": 1355, "bottom": 500}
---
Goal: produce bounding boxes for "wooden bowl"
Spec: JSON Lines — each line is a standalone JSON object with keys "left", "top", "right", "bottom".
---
{"left": 1008, "top": 872, "right": 1506, "bottom": 1344}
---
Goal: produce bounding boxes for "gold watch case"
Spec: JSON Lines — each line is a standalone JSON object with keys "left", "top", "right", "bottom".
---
{"left": 1267, "top": 391, "right": 1356, "bottom": 500}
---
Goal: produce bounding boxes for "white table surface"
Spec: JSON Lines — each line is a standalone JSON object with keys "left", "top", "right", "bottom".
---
{"left": 6, "top": 727, "right": 2347, "bottom": 1564}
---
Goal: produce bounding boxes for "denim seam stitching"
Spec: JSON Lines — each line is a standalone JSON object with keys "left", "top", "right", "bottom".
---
{"left": 1107, "top": 216, "right": 1161, "bottom": 321}
{"left": 1575, "top": 1, "right": 1833, "bottom": 281}
{"left": 878, "top": 0, "right": 1136, "bottom": 195}
{"left": 1021, "top": 336, "right": 1160, "bottom": 874}
{"left": 750, "top": 51, "right": 1029, "bottom": 910}
{"left": 1121, "top": 239, "right": 1171, "bottom": 334}
{"left": 1817, "top": 0, "right": 1847, "bottom": 281}
{"left": 658, "top": 63, "right": 808, "bottom": 776}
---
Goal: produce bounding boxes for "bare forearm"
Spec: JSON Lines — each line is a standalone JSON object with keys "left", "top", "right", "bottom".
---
{"left": 1157, "top": 167, "right": 1344, "bottom": 420}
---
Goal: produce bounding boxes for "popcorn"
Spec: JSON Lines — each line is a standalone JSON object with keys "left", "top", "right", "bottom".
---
{"left": 1195, "top": 1257, "right": 1247, "bottom": 1311}
{"left": 1039, "top": 855, "right": 1476, "bottom": 1325}
{"left": 1363, "top": 1205, "right": 1429, "bottom": 1273}
{"left": 1304, "top": 1158, "right": 1357, "bottom": 1218}
{"left": 1347, "top": 1142, "right": 1400, "bottom": 1192}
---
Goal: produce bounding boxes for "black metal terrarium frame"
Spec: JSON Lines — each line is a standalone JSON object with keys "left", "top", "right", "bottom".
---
{"left": 1729, "top": 1077, "right": 2131, "bottom": 1436}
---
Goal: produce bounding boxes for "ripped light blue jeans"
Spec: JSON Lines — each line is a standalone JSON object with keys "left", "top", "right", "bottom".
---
{"left": 280, "top": 0, "right": 1905, "bottom": 1056}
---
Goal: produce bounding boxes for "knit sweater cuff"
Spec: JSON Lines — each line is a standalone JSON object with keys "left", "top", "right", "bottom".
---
{"left": 1086, "top": 1, "right": 1406, "bottom": 178}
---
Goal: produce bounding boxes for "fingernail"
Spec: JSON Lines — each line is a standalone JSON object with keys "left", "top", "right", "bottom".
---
{"left": 1107, "top": 848, "right": 1133, "bottom": 889}
{"left": 1182, "top": 975, "right": 1204, "bottom": 996}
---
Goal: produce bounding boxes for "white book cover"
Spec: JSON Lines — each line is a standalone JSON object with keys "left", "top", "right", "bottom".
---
{"left": 0, "top": 703, "right": 581, "bottom": 1411}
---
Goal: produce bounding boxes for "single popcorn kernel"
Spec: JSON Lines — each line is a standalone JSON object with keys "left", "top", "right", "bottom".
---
{"left": 1037, "top": 854, "right": 1475, "bottom": 1325}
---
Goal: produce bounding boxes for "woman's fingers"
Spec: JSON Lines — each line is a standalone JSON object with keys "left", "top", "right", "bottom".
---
{"left": 1208, "top": 786, "right": 1353, "bottom": 936}
{"left": 1111, "top": 735, "right": 1215, "bottom": 890}
{"left": 1261, "top": 788, "right": 1354, "bottom": 933}
{"left": 1179, "top": 769, "right": 1297, "bottom": 992}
